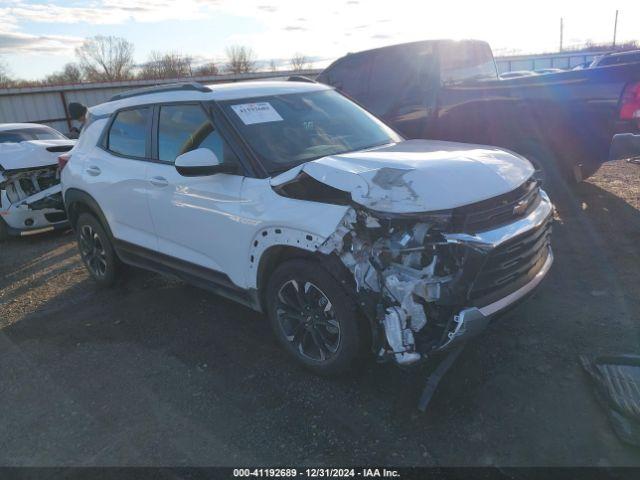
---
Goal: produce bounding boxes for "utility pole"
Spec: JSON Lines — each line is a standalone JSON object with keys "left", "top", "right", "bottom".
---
{"left": 559, "top": 17, "right": 564, "bottom": 52}
{"left": 613, "top": 10, "right": 619, "bottom": 47}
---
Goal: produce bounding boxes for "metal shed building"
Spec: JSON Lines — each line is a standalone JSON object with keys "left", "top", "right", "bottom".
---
{"left": 0, "top": 70, "right": 321, "bottom": 136}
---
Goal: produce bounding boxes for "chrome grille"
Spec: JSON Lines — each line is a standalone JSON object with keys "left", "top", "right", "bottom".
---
{"left": 469, "top": 216, "right": 552, "bottom": 306}
{"left": 451, "top": 179, "right": 541, "bottom": 233}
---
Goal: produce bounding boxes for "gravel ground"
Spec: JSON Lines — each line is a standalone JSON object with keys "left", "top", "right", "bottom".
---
{"left": 1, "top": 160, "right": 639, "bottom": 467}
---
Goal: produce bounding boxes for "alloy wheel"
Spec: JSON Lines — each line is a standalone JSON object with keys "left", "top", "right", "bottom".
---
{"left": 275, "top": 279, "right": 341, "bottom": 362}
{"left": 79, "top": 224, "right": 108, "bottom": 278}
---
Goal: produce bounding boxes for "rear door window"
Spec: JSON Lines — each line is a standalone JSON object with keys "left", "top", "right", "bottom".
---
{"left": 322, "top": 53, "right": 372, "bottom": 101}
{"left": 107, "top": 107, "right": 150, "bottom": 158}
{"left": 368, "top": 44, "right": 436, "bottom": 117}
{"left": 370, "top": 44, "right": 434, "bottom": 93}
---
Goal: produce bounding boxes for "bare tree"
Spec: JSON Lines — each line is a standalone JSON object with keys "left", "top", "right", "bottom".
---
{"left": 139, "top": 51, "right": 193, "bottom": 79}
{"left": 193, "top": 62, "right": 219, "bottom": 77}
{"left": 269, "top": 59, "right": 278, "bottom": 72}
{"left": 290, "top": 53, "right": 309, "bottom": 72}
{"left": 75, "top": 36, "right": 135, "bottom": 82}
{"left": 225, "top": 45, "right": 256, "bottom": 74}
{"left": 0, "top": 58, "right": 12, "bottom": 87}
{"left": 45, "top": 63, "right": 82, "bottom": 85}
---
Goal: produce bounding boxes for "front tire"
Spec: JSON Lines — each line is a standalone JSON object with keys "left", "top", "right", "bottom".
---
{"left": 266, "top": 259, "right": 366, "bottom": 376}
{"left": 76, "top": 213, "right": 120, "bottom": 287}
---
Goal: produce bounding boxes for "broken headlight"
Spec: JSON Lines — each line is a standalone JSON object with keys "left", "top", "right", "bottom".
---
{"left": 372, "top": 210, "right": 452, "bottom": 232}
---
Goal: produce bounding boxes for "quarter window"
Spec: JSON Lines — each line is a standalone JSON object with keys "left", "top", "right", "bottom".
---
{"left": 157, "top": 104, "right": 239, "bottom": 165}
{"left": 107, "top": 108, "right": 150, "bottom": 158}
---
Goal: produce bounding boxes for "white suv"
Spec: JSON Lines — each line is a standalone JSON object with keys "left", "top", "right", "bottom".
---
{"left": 62, "top": 80, "right": 553, "bottom": 375}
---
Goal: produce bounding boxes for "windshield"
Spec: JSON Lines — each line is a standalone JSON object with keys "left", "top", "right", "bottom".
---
{"left": 220, "top": 89, "right": 401, "bottom": 173}
{"left": 0, "top": 126, "right": 66, "bottom": 143}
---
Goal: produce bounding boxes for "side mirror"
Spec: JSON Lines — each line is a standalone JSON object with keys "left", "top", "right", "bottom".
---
{"left": 174, "top": 148, "right": 237, "bottom": 176}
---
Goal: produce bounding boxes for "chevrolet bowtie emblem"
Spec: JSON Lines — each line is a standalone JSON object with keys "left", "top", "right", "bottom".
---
{"left": 513, "top": 198, "right": 529, "bottom": 216}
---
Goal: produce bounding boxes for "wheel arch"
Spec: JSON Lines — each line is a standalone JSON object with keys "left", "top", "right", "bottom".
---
{"left": 512, "top": 138, "right": 570, "bottom": 176}
{"left": 255, "top": 243, "right": 359, "bottom": 315}
{"left": 64, "top": 188, "right": 114, "bottom": 238}
{"left": 256, "top": 245, "right": 317, "bottom": 312}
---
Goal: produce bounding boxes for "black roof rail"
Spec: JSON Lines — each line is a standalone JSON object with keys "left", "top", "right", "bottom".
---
{"left": 287, "top": 75, "right": 316, "bottom": 83}
{"left": 109, "top": 82, "right": 212, "bottom": 102}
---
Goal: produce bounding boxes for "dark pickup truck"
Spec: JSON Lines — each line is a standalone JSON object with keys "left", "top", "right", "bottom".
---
{"left": 317, "top": 40, "right": 640, "bottom": 182}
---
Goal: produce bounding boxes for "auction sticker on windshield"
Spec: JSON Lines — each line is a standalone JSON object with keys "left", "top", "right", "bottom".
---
{"left": 231, "top": 102, "right": 283, "bottom": 125}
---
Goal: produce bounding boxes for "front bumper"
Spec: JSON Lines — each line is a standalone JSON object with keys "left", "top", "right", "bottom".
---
{"left": 5, "top": 219, "right": 69, "bottom": 237}
{"left": 1, "top": 184, "right": 67, "bottom": 236}
{"left": 438, "top": 247, "right": 553, "bottom": 351}
{"left": 436, "top": 190, "right": 555, "bottom": 351}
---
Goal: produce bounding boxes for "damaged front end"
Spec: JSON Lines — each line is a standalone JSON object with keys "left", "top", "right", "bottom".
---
{"left": 319, "top": 208, "right": 456, "bottom": 364}
{"left": 0, "top": 164, "right": 67, "bottom": 234}
{"left": 317, "top": 181, "right": 554, "bottom": 366}
{"left": 271, "top": 140, "right": 554, "bottom": 367}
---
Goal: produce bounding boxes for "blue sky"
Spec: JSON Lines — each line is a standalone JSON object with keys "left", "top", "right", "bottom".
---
{"left": 1, "top": 0, "right": 639, "bottom": 80}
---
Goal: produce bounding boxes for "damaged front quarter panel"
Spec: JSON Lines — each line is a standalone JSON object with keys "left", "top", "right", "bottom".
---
{"left": 0, "top": 165, "right": 66, "bottom": 232}
{"left": 0, "top": 166, "right": 64, "bottom": 210}
{"left": 318, "top": 207, "right": 465, "bottom": 366}
{"left": 271, "top": 160, "right": 490, "bottom": 367}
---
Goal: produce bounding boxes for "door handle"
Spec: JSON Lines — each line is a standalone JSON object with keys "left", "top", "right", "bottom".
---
{"left": 86, "top": 166, "right": 101, "bottom": 176}
{"left": 150, "top": 176, "right": 169, "bottom": 187}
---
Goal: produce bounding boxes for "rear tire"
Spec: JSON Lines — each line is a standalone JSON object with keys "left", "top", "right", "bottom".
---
{"left": 76, "top": 213, "right": 120, "bottom": 287}
{"left": 266, "top": 259, "right": 366, "bottom": 376}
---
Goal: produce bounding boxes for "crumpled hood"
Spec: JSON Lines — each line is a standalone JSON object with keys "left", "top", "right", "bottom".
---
{"left": 271, "top": 139, "right": 535, "bottom": 213}
{"left": 0, "top": 139, "right": 75, "bottom": 172}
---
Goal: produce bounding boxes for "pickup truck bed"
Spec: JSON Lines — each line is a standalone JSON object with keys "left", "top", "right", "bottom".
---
{"left": 317, "top": 40, "right": 640, "bottom": 181}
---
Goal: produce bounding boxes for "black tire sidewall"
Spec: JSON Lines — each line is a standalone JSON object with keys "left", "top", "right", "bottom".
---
{"left": 0, "top": 217, "right": 8, "bottom": 242}
{"left": 76, "top": 213, "right": 118, "bottom": 287}
{"left": 266, "top": 259, "right": 365, "bottom": 376}
{"left": 523, "top": 144, "right": 562, "bottom": 184}
{"left": 517, "top": 141, "right": 574, "bottom": 203}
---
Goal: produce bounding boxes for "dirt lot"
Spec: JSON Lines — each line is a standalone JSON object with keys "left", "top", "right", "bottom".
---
{"left": 1, "top": 160, "right": 639, "bottom": 467}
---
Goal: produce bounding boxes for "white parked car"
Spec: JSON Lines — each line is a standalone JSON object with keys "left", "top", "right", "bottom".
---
{"left": 0, "top": 123, "right": 75, "bottom": 240}
{"left": 62, "top": 81, "right": 553, "bottom": 374}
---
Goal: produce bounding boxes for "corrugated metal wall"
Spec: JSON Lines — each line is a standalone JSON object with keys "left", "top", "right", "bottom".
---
{"left": 0, "top": 70, "right": 321, "bottom": 136}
